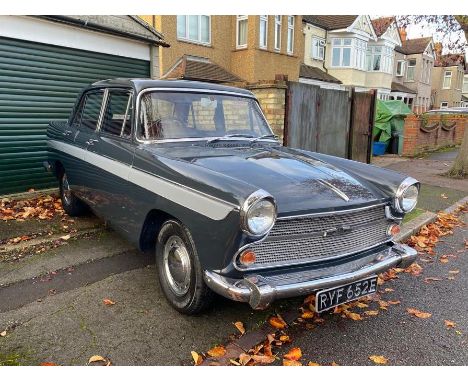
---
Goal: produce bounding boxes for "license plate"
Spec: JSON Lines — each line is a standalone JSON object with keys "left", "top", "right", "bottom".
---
{"left": 315, "top": 276, "right": 378, "bottom": 313}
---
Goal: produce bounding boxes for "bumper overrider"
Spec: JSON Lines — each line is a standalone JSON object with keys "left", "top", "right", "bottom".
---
{"left": 204, "top": 242, "right": 417, "bottom": 309}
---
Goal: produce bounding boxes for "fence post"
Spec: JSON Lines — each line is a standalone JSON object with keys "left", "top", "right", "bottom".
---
{"left": 367, "top": 89, "right": 377, "bottom": 163}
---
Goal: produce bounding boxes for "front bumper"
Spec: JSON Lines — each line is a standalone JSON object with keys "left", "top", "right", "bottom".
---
{"left": 204, "top": 242, "right": 417, "bottom": 309}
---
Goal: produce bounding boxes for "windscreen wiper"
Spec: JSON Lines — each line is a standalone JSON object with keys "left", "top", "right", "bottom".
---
{"left": 206, "top": 134, "right": 255, "bottom": 144}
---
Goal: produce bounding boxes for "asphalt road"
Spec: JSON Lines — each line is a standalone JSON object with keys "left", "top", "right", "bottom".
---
{"left": 0, "top": 213, "right": 466, "bottom": 366}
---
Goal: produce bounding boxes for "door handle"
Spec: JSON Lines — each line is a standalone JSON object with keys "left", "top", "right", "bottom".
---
{"left": 86, "top": 139, "right": 99, "bottom": 146}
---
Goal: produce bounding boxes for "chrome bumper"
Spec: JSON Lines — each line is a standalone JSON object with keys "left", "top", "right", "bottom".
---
{"left": 204, "top": 243, "right": 417, "bottom": 310}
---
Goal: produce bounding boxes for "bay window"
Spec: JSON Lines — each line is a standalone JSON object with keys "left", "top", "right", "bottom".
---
{"left": 236, "top": 15, "right": 248, "bottom": 48}
{"left": 177, "top": 15, "right": 210, "bottom": 45}
{"left": 463, "top": 76, "right": 468, "bottom": 93}
{"left": 287, "top": 16, "right": 294, "bottom": 54}
{"left": 366, "top": 45, "right": 393, "bottom": 73}
{"left": 311, "top": 37, "right": 325, "bottom": 60}
{"left": 332, "top": 38, "right": 352, "bottom": 67}
{"left": 274, "top": 16, "right": 281, "bottom": 51}
{"left": 259, "top": 15, "right": 268, "bottom": 49}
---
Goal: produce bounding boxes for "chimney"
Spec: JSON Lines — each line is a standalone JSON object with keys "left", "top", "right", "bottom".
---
{"left": 399, "top": 27, "right": 407, "bottom": 42}
{"left": 434, "top": 42, "right": 443, "bottom": 60}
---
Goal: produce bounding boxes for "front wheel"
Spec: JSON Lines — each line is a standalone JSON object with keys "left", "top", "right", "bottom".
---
{"left": 156, "top": 219, "right": 214, "bottom": 314}
{"left": 59, "top": 171, "right": 87, "bottom": 217}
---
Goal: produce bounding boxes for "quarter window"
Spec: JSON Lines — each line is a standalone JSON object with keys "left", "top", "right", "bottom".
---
{"left": 311, "top": 37, "right": 325, "bottom": 60}
{"left": 236, "top": 15, "right": 248, "bottom": 48}
{"left": 287, "top": 16, "right": 294, "bottom": 54}
{"left": 101, "top": 90, "right": 133, "bottom": 137}
{"left": 274, "top": 15, "right": 281, "bottom": 50}
{"left": 259, "top": 15, "right": 268, "bottom": 49}
{"left": 406, "top": 59, "right": 416, "bottom": 81}
{"left": 177, "top": 15, "right": 210, "bottom": 44}
{"left": 80, "top": 91, "right": 104, "bottom": 131}
{"left": 443, "top": 71, "right": 452, "bottom": 89}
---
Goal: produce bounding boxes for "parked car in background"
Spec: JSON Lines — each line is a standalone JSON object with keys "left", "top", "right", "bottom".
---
{"left": 45, "top": 79, "right": 418, "bottom": 314}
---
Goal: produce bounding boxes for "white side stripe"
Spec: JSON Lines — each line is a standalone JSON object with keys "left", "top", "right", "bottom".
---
{"left": 48, "top": 140, "right": 237, "bottom": 221}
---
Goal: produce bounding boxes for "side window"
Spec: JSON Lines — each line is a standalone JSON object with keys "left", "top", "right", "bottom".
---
{"left": 101, "top": 90, "right": 133, "bottom": 137}
{"left": 80, "top": 91, "right": 104, "bottom": 131}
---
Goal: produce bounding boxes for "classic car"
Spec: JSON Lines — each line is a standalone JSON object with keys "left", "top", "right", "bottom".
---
{"left": 44, "top": 79, "right": 419, "bottom": 315}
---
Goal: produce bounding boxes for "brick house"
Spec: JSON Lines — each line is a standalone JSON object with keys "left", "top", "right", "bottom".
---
{"left": 138, "top": 15, "right": 303, "bottom": 83}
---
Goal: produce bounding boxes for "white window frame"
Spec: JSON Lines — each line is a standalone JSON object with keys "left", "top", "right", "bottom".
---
{"left": 236, "top": 15, "right": 248, "bottom": 49}
{"left": 176, "top": 15, "right": 211, "bottom": 45}
{"left": 259, "top": 15, "right": 268, "bottom": 49}
{"left": 354, "top": 39, "right": 367, "bottom": 71}
{"left": 443, "top": 71, "right": 452, "bottom": 89}
{"left": 440, "top": 101, "right": 448, "bottom": 108}
{"left": 274, "top": 15, "right": 281, "bottom": 51}
{"left": 311, "top": 37, "right": 325, "bottom": 60}
{"left": 331, "top": 38, "right": 353, "bottom": 68}
{"left": 366, "top": 45, "right": 393, "bottom": 73}
{"left": 406, "top": 59, "right": 416, "bottom": 81}
{"left": 463, "top": 76, "right": 468, "bottom": 93}
{"left": 287, "top": 16, "right": 294, "bottom": 54}
{"left": 396, "top": 60, "right": 406, "bottom": 77}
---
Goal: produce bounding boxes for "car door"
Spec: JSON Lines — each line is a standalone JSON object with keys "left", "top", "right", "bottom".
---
{"left": 72, "top": 89, "right": 105, "bottom": 204}
{"left": 85, "top": 88, "right": 135, "bottom": 232}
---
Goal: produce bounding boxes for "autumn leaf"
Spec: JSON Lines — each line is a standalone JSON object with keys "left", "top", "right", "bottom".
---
{"left": 355, "top": 302, "right": 369, "bottom": 309}
{"left": 40, "top": 362, "right": 58, "bottom": 366}
{"left": 207, "top": 346, "right": 226, "bottom": 358}
{"left": 284, "top": 347, "right": 302, "bottom": 361}
{"left": 330, "top": 361, "right": 339, "bottom": 366}
{"left": 405, "top": 262, "right": 423, "bottom": 276}
{"left": 233, "top": 321, "right": 245, "bottom": 335}
{"left": 251, "top": 354, "right": 276, "bottom": 364}
{"left": 307, "top": 361, "right": 320, "bottom": 366}
{"left": 60, "top": 234, "right": 71, "bottom": 241}
{"left": 448, "top": 270, "right": 460, "bottom": 274}
{"left": 439, "top": 255, "right": 450, "bottom": 264}
{"left": 103, "top": 299, "right": 116, "bottom": 306}
{"left": 279, "top": 335, "right": 291, "bottom": 342}
{"left": 269, "top": 315, "right": 287, "bottom": 329}
{"left": 407, "top": 308, "right": 432, "bottom": 319}
{"left": 378, "top": 300, "right": 390, "bottom": 310}
{"left": 424, "top": 277, "right": 443, "bottom": 283}
{"left": 364, "top": 310, "right": 379, "bottom": 316}
{"left": 88, "top": 355, "right": 106, "bottom": 363}
{"left": 238, "top": 353, "right": 252, "bottom": 365}
{"left": 369, "top": 355, "right": 388, "bottom": 365}
{"left": 387, "top": 300, "right": 401, "bottom": 305}
{"left": 301, "top": 310, "right": 315, "bottom": 319}
{"left": 191, "top": 351, "right": 203, "bottom": 365}
{"left": 0, "top": 330, "right": 6, "bottom": 337}
{"left": 444, "top": 320, "right": 456, "bottom": 329}
{"left": 283, "top": 359, "right": 302, "bottom": 366}
{"left": 345, "top": 311, "right": 362, "bottom": 321}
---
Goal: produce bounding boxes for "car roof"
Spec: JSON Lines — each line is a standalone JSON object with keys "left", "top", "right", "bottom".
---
{"left": 89, "top": 78, "right": 254, "bottom": 97}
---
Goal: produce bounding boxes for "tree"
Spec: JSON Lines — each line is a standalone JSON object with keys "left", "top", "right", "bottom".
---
{"left": 397, "top": 15, "right": 468, "bottom": 178}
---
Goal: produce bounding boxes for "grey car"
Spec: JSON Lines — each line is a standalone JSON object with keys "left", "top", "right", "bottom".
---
{"left": 45, "top": 79, "right": 418, "bottom": 315}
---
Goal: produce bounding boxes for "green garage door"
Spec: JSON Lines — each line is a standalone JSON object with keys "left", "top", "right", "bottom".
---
{"left": 0, "top": 36, "right": 150, "bottom": 195}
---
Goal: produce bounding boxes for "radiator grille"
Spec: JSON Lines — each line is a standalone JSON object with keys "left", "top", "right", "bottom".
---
{"left": 239, "top": 205, "right": 390, "bottom": 269}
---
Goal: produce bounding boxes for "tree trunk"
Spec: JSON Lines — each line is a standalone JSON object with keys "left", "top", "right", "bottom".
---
{"left": 448, "top": 17, "right": 468, "bottom": 178}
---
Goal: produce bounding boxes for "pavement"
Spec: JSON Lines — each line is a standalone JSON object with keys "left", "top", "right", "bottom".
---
{"left": 0, "top": 148, "right": 466, "bottom": 366}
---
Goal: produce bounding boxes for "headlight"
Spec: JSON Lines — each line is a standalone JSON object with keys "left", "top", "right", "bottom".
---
{"left": 394, "top": 178, "right": 419, "bottom": 213}
{"left": 241, "top": 190, "right": 277, "bottom": 236}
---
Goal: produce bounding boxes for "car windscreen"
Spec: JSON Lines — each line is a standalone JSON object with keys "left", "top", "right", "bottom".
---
{"left": 138, "top": 91, "right": 273, "bottom": 140}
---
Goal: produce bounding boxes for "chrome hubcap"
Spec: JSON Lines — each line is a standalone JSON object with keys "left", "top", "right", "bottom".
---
{"left": 163, "top": 235, "right": 191, "bottom": 296}
{"left": 62, "top": 174, "right": 72, "bottom": 205}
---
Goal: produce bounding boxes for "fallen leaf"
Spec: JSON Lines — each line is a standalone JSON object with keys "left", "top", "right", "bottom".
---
{"left": 279, "top": 335, "right": 290, "bottom": 342}
{"left": 103, "top": 299, "right": 116, "bottom": 306}
{"left": 378, "top": 300, "right": 390, "bottom": 310}
{"left": 229, "top": 359, "right": 241, "bottom": 366}
{"left": 345, "top": 311, "right": 362, "bottom": 321}
{"left": 330, "top": 361, "right": 339, "bottom": 366}
{"left": 191, "top": 351, "right": 203, "bottom": 365}
{"left": 60, "top": 234, "right": 71, "bottom": 241}
{"left": 407, "top": 308, "right": 432, "bottom": 319}
{"left": 284, "top": 347, "right": 302, "bottom": 361}
{"left": 283, "top": 359, "right": 302, "bottom": 366}
{"left": 355, "top": 302, "right": 369, "bottom": 308}
{"left": 444, "top": 320, "right": 456, "bottom": 329}
{"left": 387, "top": 300, "right": 401, "bottom": 305}
{"left": 301, "top": 310, "right": 315, "bottom": 319}
{"left": 0, "top": 330, "right": 6, "bottom": 337}
{"left": 448, "top": 270, "right": 460, "bottom": 274}
{"left": 364, "top": 310, "right": 379, "bottom": 316}
{"left": 455, "top": 330, "right": 462, "bottom": 335}
{"left": 40, "top": 362, "right": 58, "bottom": 366}
{"left": 384, "top": 288, "right": 394, "bottom": 293}
{"left": 207, "top": 346, "right": 226, "bottom": 358}
{"left": 269, "top": 315, "right": 287, "bottom": 329}
{"left": 88, "top": 355, "right": 106, "bottom": 363}
{"left": 238, "top": 353, "right": 252, "bottom": 365}
{"left": 233, "top": 321, "right": 245, "bottom": 335}
{"left": 251, "top": 354, "right": 276, "bottom": 364}
{"left": 405, "top": 262, "right": 423, "bottom": 276}
{"left": 307, "top": 361, "right": 320, "bottom": 366}
{"left": 439, "top": 255, "right": 450, "bottom": 264}
{"left": 369, "top": 355, "right": 388, "bottom": 365}
{"left": 424, "top": 277, "right": 443, "bottom": 283}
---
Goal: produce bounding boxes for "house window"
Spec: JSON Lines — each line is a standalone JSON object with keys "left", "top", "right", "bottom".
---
{"left": 287, "top": 16, "right": 294, "bottom": 54}
{"left": 259, "top": 15, "right": 268, "bottom": 49}
{"left": 274, "top": 16, "right": 282, "bottom": 51}
{"left": 366, "top": 46, "right": 393, "bottom": 73}
{"left": 354, "top": 39, "right": 367, "bottom": 70}
{"left": 463, "top": 76, "right": 468, "bottom": 93}
{"left": 332, "top": 38, "right": 352, "bottom": 67}
{"left": 236, "top": 15, "right": 248, "bottom": 48}
{"left": 406, "top": 59, "right": 416, "bottom": 81}
{"left": 396, "top": 60, "right": 406, "bottom": 77}
{"left": 177, "top": 15, "right": 210, "bottom": 44}
{"left": 443, "top": 71, "right": 452, "bottom": 89}
{"left": 440, "top": 102, "right": 448, "bottom": 108}
{"left": 311, "top": 37, "right": 325, "bottom": 60}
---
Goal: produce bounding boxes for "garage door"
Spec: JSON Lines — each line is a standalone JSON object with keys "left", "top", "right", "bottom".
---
{"left": 0, "top": 36, "right": 150, "bottom": 195}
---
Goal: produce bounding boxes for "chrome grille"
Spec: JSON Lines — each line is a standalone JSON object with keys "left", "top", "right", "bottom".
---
{"left": 239, "top": 205, "right": 390, "bottom": 269}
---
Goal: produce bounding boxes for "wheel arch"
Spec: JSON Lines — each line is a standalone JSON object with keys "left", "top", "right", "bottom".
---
{"left": 139, "top": 209, "right": 177, "bottom": 252}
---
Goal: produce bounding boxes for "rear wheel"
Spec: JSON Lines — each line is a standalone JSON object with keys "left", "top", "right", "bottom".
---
{"left": 59, "top": 172, "right": 87, "bottom": 217}
{"left": 156, "top": 219, "right": 214, "bottom": 314}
